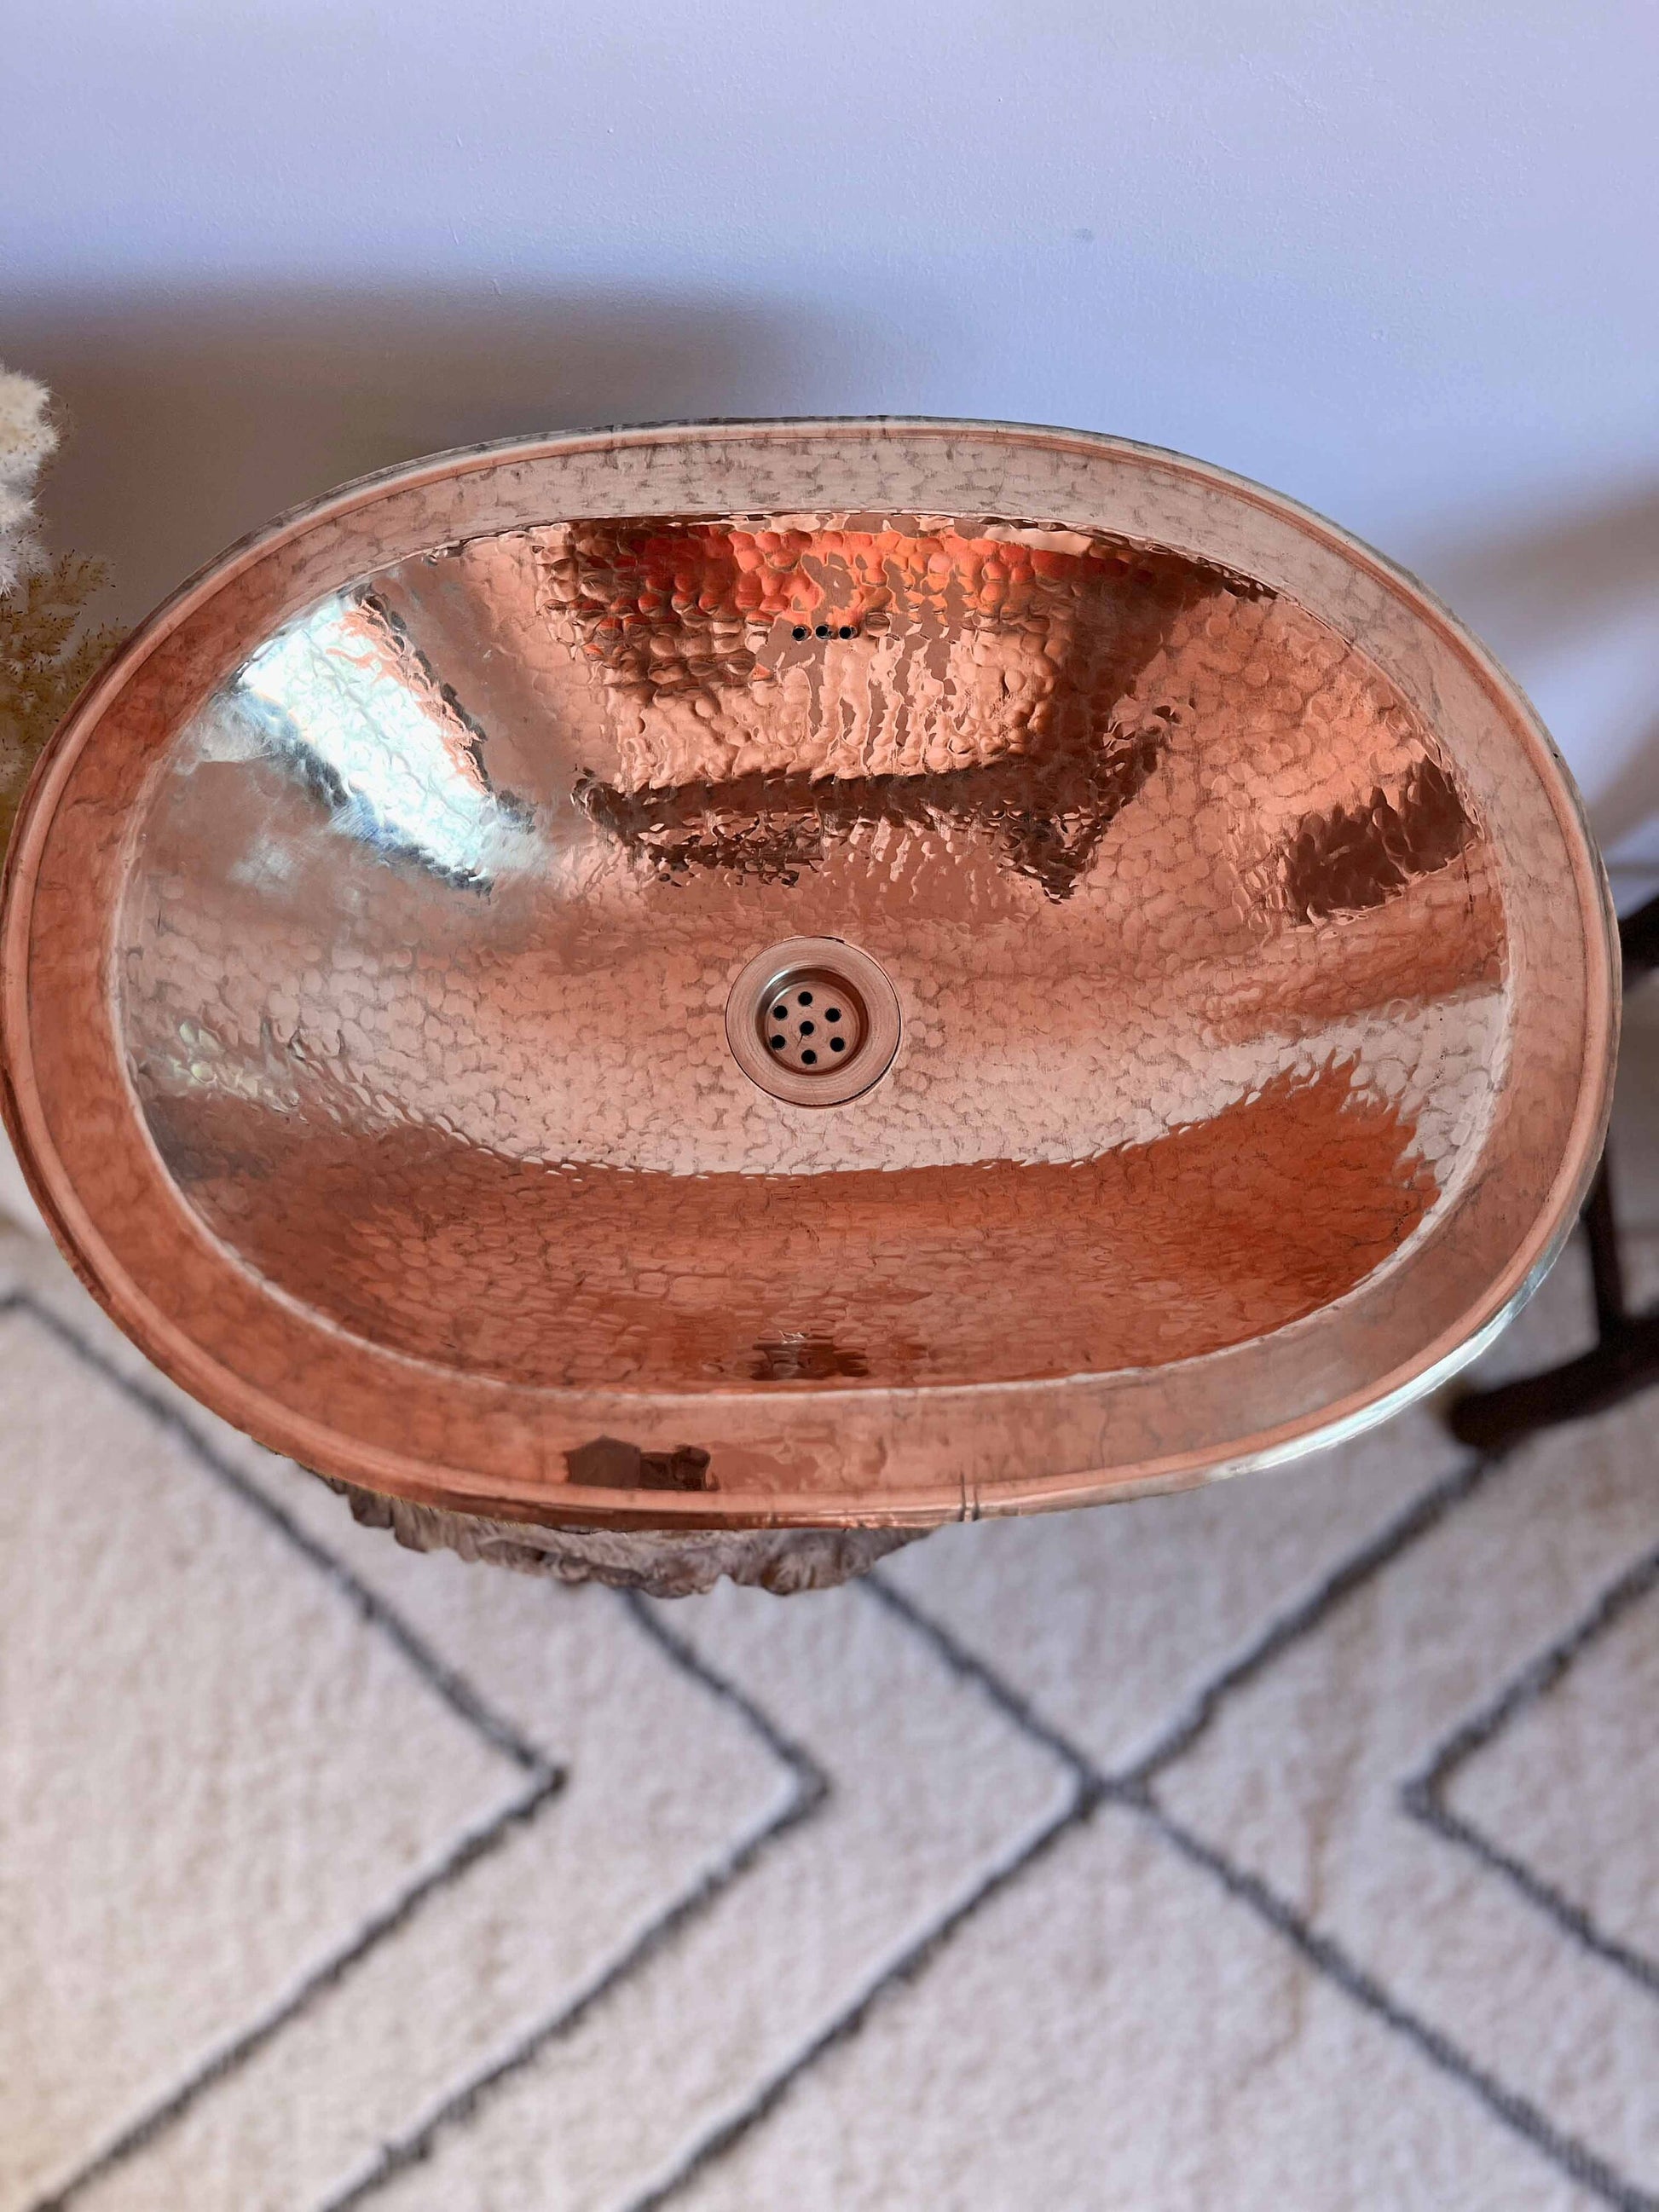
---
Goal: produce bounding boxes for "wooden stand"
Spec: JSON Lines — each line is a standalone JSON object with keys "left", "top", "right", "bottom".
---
{"left": 321, "top": 1476, "right": 926, "bottom": 1597}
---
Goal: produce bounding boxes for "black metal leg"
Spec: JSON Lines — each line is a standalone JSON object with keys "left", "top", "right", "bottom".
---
{"left": 1583, "top": 1152, "right": 1628, "bottom": 1339}
{"left": 1621, "top": 888, "right": 1659, "bottom": 979}
{"left": 1447, "top": 1295, "right": 1659, "bottom": 1451}
{"left": 1446, "top": 892, "right": 1659, "bottom": 1453}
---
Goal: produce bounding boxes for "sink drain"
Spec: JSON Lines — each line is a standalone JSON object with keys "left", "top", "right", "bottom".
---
{"left": 725, "top": 936, "right": 901, "bottom": 1107}
{"left": 760, "top": 967, "right": 867, "bottom": 1076}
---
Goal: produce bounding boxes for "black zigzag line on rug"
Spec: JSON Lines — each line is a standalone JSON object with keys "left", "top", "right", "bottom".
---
{"left": 865, "top": 1568, "right": 1656, "bottom": 2212}
{"left": 9, "top": 1296, "right": 837, "bottom": 2212}
{"left": 619, "top": 1454, "right": 1656, "bottom": 2212}
{"left": 1403, "top": 1535, "right": 1659, "bottom": 2004}
{"left": 316, "top": 1591, "right": 830, "bottom": 2212}
{"left": 15, "top": 1297, "right": 555, "bottom": 1774}
{"left": 7, "top": 1297, "right": 570, "bottom": 2212}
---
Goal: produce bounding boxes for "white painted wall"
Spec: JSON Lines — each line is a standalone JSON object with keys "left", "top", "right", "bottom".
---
{"left": 6, "top": 0, "right": 1658, "bottom": 892}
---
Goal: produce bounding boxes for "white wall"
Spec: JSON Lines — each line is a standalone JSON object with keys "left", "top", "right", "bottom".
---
{"left": 7, "top": 0, "right": 1658, "bottom": 894}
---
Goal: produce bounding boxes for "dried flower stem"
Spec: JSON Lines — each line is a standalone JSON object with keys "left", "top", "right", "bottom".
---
{"left": 0, "top": 366, "right": 124, "bottom": 850}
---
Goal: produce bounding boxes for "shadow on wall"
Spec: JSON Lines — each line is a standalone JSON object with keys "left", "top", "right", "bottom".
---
{"left": 1420, "top": 484, "right": 1659, "bottom": 892}
{"left": 5, "top": 284, "right": 917, "bottom": 625}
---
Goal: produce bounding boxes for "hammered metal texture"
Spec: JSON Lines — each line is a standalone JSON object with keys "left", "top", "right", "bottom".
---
{"left": 0, "top": 423, "right": 1617, "bottom": 1529}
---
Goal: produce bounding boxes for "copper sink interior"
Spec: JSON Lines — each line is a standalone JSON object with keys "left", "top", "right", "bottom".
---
{"left": 0, "top": 424, "right": 1615, "bottom": 1528}
{"left": 125, "top": 515, "right": 1494, "bottom": 1393}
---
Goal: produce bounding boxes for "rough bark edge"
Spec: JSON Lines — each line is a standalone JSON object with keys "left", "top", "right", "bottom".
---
{"left": 315, "top": 1473, "right": 928, "bottom": 1596}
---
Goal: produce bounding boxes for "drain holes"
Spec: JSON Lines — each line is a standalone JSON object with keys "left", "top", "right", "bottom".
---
{"left": 726, "top": 937, "right": 901, "bottom": 1107}
{"left": 759, "top": 967, "right": 865, "bottom": 1079}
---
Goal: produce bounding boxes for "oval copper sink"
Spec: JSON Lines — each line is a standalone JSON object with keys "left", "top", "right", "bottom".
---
{"left": 0, "top": 420, "right": 1617, "bottom": 1534}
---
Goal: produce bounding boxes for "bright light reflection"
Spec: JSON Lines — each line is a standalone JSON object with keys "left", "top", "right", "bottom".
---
{"left": 235, "top": 592, "right": 527, "bottom": 887}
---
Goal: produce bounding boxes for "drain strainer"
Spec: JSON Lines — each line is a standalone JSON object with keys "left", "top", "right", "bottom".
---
{"left": 725, "top": 936, "right": 902, "bottom": 1107}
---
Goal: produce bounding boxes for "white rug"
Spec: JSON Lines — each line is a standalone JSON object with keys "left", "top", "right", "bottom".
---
{"left": 3, "top": 1000, "right": 1656, "bottom": 2212}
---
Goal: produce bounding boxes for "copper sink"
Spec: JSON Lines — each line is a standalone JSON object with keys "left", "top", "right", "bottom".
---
{"left": 0, "top": 421, "right": 1617, "bottom": 1566}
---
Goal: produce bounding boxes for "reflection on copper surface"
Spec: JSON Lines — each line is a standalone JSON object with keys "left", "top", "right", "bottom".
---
{"left": 751, "top": 1337, "right": 872, "bottom": 1382}
{"left": 565, "top": 1437, "right": 714, "bottom": 1493}
{"left": 544, "top": 520, "right": 1228, "bottom": 898}
{"left": 234, "top": 592, "right": 529, "bottom": 889}
{"left": 1283, "top": 756, "right": 1472, "bottom": 924}
{"left": 575, "top": 737, "right": 1166, "bottom": 899}
{"left": 2, "top": 422, "right": 1614, "bottom": 1535}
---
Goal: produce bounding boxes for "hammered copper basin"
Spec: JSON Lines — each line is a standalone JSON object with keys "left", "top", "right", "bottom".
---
{"left": 0, "top": 421, "right": 1616, "bottom": 1533}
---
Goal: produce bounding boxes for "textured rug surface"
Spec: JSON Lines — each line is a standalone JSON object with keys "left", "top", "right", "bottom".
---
{"left": 2, "top": 1000, "right": 1656, "bottom": 2212}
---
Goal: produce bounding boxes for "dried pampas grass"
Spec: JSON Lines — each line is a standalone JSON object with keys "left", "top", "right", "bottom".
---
{"left": 0, "top": 367, "right": 58, "bottom": 596}
{"left": 0, "top": 365, "right": 123, "bottom": 847}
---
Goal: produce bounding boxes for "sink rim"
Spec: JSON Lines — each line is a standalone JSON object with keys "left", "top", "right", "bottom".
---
{"left": 0, "top": 416, "right": 1618, "bottom": 1530}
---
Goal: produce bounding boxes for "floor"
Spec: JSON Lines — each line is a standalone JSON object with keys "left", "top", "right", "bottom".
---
{"left": 1, "top": 1000, "right": 1656, "bottom": 2212}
